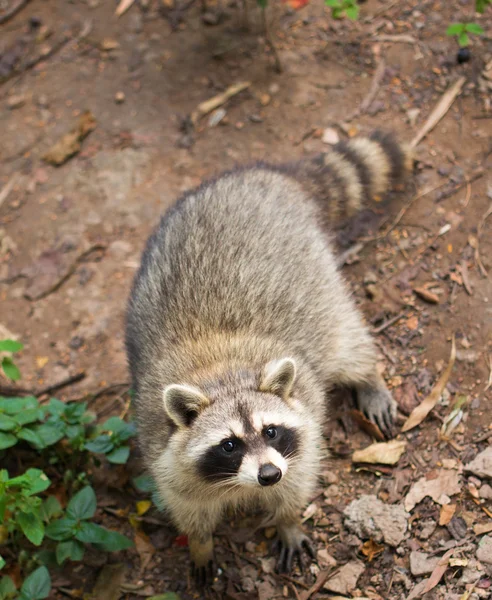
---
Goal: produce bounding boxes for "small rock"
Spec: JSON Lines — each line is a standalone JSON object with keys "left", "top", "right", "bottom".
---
{"left": 260, "top": 93, "right": 271, "bottom": 106}
{"left": 407, "top": 108, "right": 420, "bottom": 127}
{"left": 410, "top": 551, "right": 439, "bottom": 576}
{"left": 268, "top": 83, "right": 280, "bottom": 95}
{"left": 466, "top": 447, "right": 492, "bottom": 479}
{"left": 344, "top": 495, "right": 409, "bottom": 546}
{"left": 69, "top": 336, "right": 84, "bottom": 350}
{"left": 208, "top": 108, "right": 226, "bottom": 127}
{"left": 418, "top": 519, "right": 437, "bottom": 540}
{"left": 7, "top": 94, "right": 26, "bottom": 109}
{"left": 317, "top": 548, "right": 337, "bottom": 567}
{"left": 323, "top": 560, "right": 365, "bottom": 595}
{"left": 108, "top": 240, "right": 132, "bottom": 259}
{"left": 477, "top": 536, "right": 492, "bottom": 565}
{"left": 447, "top": 516, "right": 468, "bottom": 540}
{"left": 115, "top": 91, "right": 126, "bottom": 104}
{"left": 322, "top": 127, "right": 340, "bottom": 145}
{"left": 480, "top": 484, "right": 492, "bottom": 500}
{"left": 202, "top": 11, "right": 220, "bottom": 26}
{"left": 456, "top": 349, "right": 479, "bottom": 363}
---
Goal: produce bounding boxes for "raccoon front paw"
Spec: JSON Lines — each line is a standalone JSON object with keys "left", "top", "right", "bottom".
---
{"left": 356, "top": 383, "right": 397, "bottom": 438}
{"left": 189, "top": 536, "right": 216, "bottom": 588}
{"left": 190, "top": 559, "right": 216, "bottom": 588}
{"left": 274, "top": 525, "right": 316, "bottom": 574}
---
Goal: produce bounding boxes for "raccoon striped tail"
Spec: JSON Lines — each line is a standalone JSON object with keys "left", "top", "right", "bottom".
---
{"left": 295, "top": 130, "right": 413, "bottom": 222}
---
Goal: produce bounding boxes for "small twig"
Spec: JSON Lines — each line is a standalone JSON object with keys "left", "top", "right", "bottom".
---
{"left": 289, "top": 582, "right": 302, "bottom": 600}
{"left": 300, "top": 567, "right": 338, "bottom": 600}
{"left": 484, "top": 354, "right": 492, "bottom": 393}
{"left": 346, "top": 58, "right": 386, "bottom": 123}
{"left": 0, "top": 0, "right": 32, "bottom": 24}
{"left": 261, "top": 7, "right": 282, "bottom": 73}
{"left": 472, "top": 429, "right": 492, "bottom": 444}
{"left": 373, "top": 311, "right": 407, "bottom": 334}
{"left": 0, "top": 174, "right": 20, "bottom": 210}
{"left": 36, "top": 371, "right": 86, "bottom": 397}
{"left": 0, "top": 383, "right": 33, "bottom": 396}
{"left": 410, "top": 77, "right": 466, "bottom": 148}
{"left": 374, "top": 34, "right": 418, "bottom": 44}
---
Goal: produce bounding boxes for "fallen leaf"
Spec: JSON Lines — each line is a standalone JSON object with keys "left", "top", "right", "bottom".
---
{"left": 361, "top": 539, "right": 384, "bottom": 562}
{"left": 440, "top": 395, "right": 467, "bottom": 439}
{"left": 401, "top": 336, "right": 456, "bottom": 432}
{"left": 406, "top": 315, "right": 419, "bottom": 330}
{"left": 439, "top": 504, "right": 456, "bottom": 526}
{"left": 134, "top": 531, "right": 155, "bottom": 572}
{"left": 43, "top": 111, "right": 96, "bottom": 166}
{"left": 91, "top": 564, "right": 125, "bottom": 600}
{"left": 136, "top": 500, "right": 152, "bottom": 516}
{"left": 36, "top": 356, "right": 49, "bottom": 368}
{"left": 350, "top": 409, "right": 385, "bottom": 441}
{"left": 404, "top": 469, "right": 461, "bottom": 512}
{"left": 352, "top": 440, "right": 407, "bottom": 465}
{"left": 465, "top": 446, "right": 492, "bottom": 479}
{"left": 413, "top": 287, "right": 439, "bottom": 304}
{"left": 474, "top": 522, "right": 492, "bottom": 535}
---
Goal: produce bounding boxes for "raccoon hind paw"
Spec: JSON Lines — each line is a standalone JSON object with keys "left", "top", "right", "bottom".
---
{"left": 274, "top": 528, "right": 316, "bottom": 574}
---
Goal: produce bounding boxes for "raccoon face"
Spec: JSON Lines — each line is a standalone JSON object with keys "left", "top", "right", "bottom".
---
{"left": 163, "top": 358, "right": 304, "bottom": 489}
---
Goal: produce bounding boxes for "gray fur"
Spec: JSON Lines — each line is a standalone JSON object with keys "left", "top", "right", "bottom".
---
{"left": 125, "top": 132, "right": 411, "bottom": 576}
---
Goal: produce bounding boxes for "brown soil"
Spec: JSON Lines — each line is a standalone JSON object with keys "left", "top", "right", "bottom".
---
{"left": 1, "top": 0, "right": 492, "bottom": 599}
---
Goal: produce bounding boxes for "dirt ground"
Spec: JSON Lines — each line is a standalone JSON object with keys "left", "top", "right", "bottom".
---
{"left": 1, "top": 0, "right": 492, "bottom": 598}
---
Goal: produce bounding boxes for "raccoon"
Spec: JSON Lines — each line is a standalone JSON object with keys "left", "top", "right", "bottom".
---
{"left": 125, "top": 131, "right": 412, "bottom": 585}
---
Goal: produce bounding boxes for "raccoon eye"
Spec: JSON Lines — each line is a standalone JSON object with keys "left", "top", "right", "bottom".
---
{"left": 265, "top": 426, "right": 277, "bottom": 439}
{"left": 222, "top": 440, "right": 236, "bottom": 453}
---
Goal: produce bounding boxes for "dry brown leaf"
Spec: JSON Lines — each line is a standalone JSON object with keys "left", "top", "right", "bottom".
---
{"left": 134, "top": 530, "right": 155, "bottom": 572}
{"left": 439, "top": 503, "right": 456, "bottom": 526}
{"left": 361, "top": 539, "right": 385, "bottom": 562}
{"left": 401, "top": 336, "right": 456, "bottom": 432}
{"left": 473, "top": 522, "right": 492, "bottom": 535}
{"left": 406, "top": 315, "right": 419, "bottom": 330}
{"left": 115, "top": 0, "right": 136, "bottom": 17}
{"left": 352, "top": 440, "right": 407, "bottom": 465}
{"left": 413, "top": 287, "right": 439, "bottom": 304}
{"left": 42, "top": 111, "right": 96, "bottom": 166}
{"left": 91, "top": 564, "right": 125, "bottom": 600}
{"left": 404, "top": 469, "right": 461, "bottom": 512}
{"left": 350, "top": 409, "right": 385, "bottom": 441}
{"left": 191, "top": 81, "right": 251, "bottom": 125}
{"left": 410, "top": 77, "right": 466, "bottom": 148}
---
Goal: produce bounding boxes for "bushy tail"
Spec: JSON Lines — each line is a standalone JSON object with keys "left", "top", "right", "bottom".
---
{"left": 292, "top": 131, "right": 413, "bottom": 222}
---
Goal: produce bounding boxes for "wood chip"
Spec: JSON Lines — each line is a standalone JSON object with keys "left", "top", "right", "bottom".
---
{"left": 115, "top": 0, "right": 136, "bottom": 17}
{"left": 413, "top": 287, "right": 439, "bottom": 304}
{"left": 401, "top": 336, "right": 456, "bottom": 432}
{"left": 190, "top": 81, "right": 251, "bottom": 125}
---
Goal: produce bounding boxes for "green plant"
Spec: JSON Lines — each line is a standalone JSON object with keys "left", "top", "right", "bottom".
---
{"left": 446, "top": 22, "right": 484, "bottom": 46}
{"left": 45, "top": 486, "right": 133, "bottom": 564}
{"left": 476, "top": 0, "right": 492, "bottom": 13}
{"left": 0, "top": 469, "right": 58, "bottom": 547}
{"left": 0, "top": 341, "right": 23, "bottom": 382}
{"left": 0, "top": 566, "right": 51, "bottom": 600}
{"left": 325, "top": 0, "right": 359, "bottom": 20}
{"left": 84, "top": 416, "right": 135, "bottom": 464}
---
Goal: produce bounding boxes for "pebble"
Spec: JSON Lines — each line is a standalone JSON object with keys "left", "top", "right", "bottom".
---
{"left": 323, "top": 560, "right": 364, "bottom": 595}
{"left": 344, "top": 495, "right": 409, "bottom": 546}
{"left": 466, "top": 447, "right": 492, "bottom": 479}
{"left": 480, "top": 484, "right": 492, "bottom": 500}
{"left": 115, "top": 91, "right": 126, "bottom": 104}
{"left": 7, "top": 94, "right": 26, "bottom": 109}
{"left": 322, "top": 127, "right": 340, "bottom": 145}
{"left": 410, "top": 551, "right": 439, "bottom": 576}
{"left": 476, "top": 535, "right": 492, "bottom": 565}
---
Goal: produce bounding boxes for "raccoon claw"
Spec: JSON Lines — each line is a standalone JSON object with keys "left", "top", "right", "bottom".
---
{"left": 274, "top": 533, "right": 316, "bottom": 574}
{"left": 190, "top": 560, "right": 215, "bottom": 588}
{"left": 357, "top": 384, "right": 397, "bottom": 438}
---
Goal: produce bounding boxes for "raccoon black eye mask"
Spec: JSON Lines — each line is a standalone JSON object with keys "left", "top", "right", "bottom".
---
{"left": 126, "top": 130, "right": 412, "bottom": 587}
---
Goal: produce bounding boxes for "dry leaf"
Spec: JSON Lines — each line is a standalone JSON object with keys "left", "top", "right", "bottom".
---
{"left": 134, "top": 530, "right": 155, "bottom": 571}
{"left": 406, "top": 315, "right": 419, "bottom": 330}
{"left": 352, "top": 440, "right": 407, "bottom": 465}
{"left": 91, "top": 564, "right": 126, "bottom": 600}
{"left": 115, "top": 0, "right": 136, "bottom": 17}
{"left": 439, "top": 504, "right": 456, "bottom": 526}
{"left": 413, "top": 287, "right": 439, "bottom": 304}
{"left": 401, "top": 336, "right": 456, "bottom": 432}
{"left": 404, "top": 469, "right": 461, "bottom": 512}
{"left": 410, "top": 77, "right": 466, "bottom": 148}
{"left": 473, "top": 522, "right": 492, "bottom": 535}
{"left": 350, "top": 409, "right": 385, "bottom": 441}
{"left": 136, "top": 500, "right": 152, "bottom": 516}
{"left": 361, "top": 539, "right": 384, "bottom": 562}
{"left": 42, "top": 111, "right": 96, "bottom": 166}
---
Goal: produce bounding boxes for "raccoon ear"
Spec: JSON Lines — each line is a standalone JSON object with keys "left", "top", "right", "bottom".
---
{"left": 163, "top": 384, "right": 210, "bottom": 428}
{"left": 260, "top": 358, "right": 296, "bottom": 400}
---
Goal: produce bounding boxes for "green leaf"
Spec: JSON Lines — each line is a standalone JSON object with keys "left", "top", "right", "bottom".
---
{"left": 0, "top": 557, "right": 4, "bottom": 571}
{"left": 33, "top": 423, "right": 64, "bottom": 448}
{"left": 17, "top": 512, "right": 45, "bottom": 546}
{"left": 106, "top": 446, "right": 130, "bottom": 464}
{"left": 66, "top": 486, "right": 97, "bottom": 521}
{"left": 0, "top": 340, "right": 23, "bottom": 353}
{"left": 6, "top": 469, "right": 50, "bottom": 496}
{"left": 45, "top": 518, "right": 77, "bottom": 541}
{"left": 46, "top": 398, "right": 65, "bottom": 417}
{"left": 458, "top": 31, "right": 470, "bottom": 46}
{"left": 19, "top": 566, "right": 50, "bottom": 600}
{"left": 345, "top": 4, "right": 359, "bottom": 20}
{"left": 325, "top": 0, "right": 341, "bottom": 6}
{"left": 0, "top": 415, "right": 17, "bottom": 432}
{"left": 476, "top": 0, "right": 491, "bottom": 13}
{"left": 0, "top": 397, "right": 38, "bottom": 415}
{"left": 465, "top": 22, "right": 484, "bottom": 34}
{"left": 147, "top": 595, "right": 182, "bottom": 600}
{"left": 40, "top": 497, "right": 63, "bottom": 522}
{"left": 132, "top": 474, "right": 155, "bottom": 493}
{"left": 257, "top": 0, "right": 268, "bottom": 7}
{"left": 76, "top": 522, "right": 133, "bottom": 551}
{"left": 84, "top": 435, "right": 114, "bottom": 454}
{"left": 64, "top": 402, "right": 88, "bottom": 424}
{"left": 446, "top": 23, "right": 465, "bottom": 36}
{"left": 103, "top": 417, "right": 128, "bottom": 435}
{"left": 65, "top": 424, "right": 84, "bottom": 440}
{"left": 56, "top": 540, "right": 85, "bottom": 565}
{"left": 16, "top": 428, "right": 45, "bottom": 450}
{"left": 1, "top": 358, "right": 20, "bottom": 382}
{"left": 0, "top": 576, "right": 16, "bottom": 600}
{"left": 14, "top": 409, "right": 42, "bottom": 427}
{"left": 0, "top": 433, "right": 16, "bottom": 450}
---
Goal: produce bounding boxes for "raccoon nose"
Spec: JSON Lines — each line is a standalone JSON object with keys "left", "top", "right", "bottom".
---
{"left": 258, "top": 463, "right": 282, "bottom": 486}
